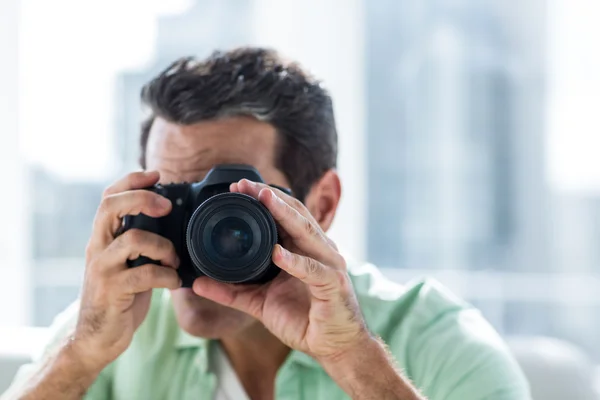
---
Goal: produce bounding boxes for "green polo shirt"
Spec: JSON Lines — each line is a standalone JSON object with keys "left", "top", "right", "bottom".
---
{"left": 4, "top": 261, "right": 530, "bottom": 399}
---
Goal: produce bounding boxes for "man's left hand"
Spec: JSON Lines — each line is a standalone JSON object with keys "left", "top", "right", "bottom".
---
{"left": 192, "top": 178, "right": 369, "bottom": 362}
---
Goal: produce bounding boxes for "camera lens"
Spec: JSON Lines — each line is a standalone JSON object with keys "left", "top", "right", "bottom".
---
{"left": 210, "top": 217, "right": 254, "bottom": 259}
{"left": 186, "top": 192, "right": 279, "bottom": 283}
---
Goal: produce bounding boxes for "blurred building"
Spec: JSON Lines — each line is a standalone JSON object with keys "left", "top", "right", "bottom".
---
{"left": 31, "top": 168, "right": 103, "bottom": 260}
{"left": 547, "top": 193, "right": 600, "bottom": 359}
{"left": 365, "top": 0, "right": 549, "bottom": 272}
{"left": 26, "top": 0, "right": 257, "bottom": 326}
{"left": 0, "top": 0, "right": 30, "bottom": 326}
{"left": 549, "top": 194, "right": 600, "bottom": 274}
{"left": 114, "top": 0, "right": 254, "bottom": 173}
{"left": 364, "top": 0, "right": 600, "bottom": 360}
{"left": 30, "top": 166, "right": 105, "bottom": 325}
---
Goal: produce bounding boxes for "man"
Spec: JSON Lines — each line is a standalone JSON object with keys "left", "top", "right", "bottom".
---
{"left": 3, "top": 47, "right": 530, "bottom": 400}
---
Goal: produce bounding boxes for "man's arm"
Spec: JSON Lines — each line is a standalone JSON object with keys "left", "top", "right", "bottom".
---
{"left": 2, "top": 171, "right": 181, "bottom": 400}
{"left": 3, "top": 338, "right": 104, "bottom": 400}
{"left": 319, "top": 335, "right": 426, "bottom": 400}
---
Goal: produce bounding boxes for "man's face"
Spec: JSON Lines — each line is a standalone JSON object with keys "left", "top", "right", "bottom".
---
{"left": 145, "top": 116, "right": 291, "bottom": 338}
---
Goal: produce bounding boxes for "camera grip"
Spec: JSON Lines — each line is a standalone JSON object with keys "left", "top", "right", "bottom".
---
{"left": 127, "top": 255, "right": 161, "bottom": 268}
{"left": 121, "top": 213, "right": 164, "bottom": 269}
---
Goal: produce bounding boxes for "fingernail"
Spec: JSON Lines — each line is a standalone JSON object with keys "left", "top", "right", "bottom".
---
{"left": 278, "top": 245, "right": 290, "bottom": 259}
{"left": 273, "top": 190, "right": 284, "bottom": 203}
{"left": 156, "top": 196, "right": 171, "bottom": 209}
{"left": 178, "top": 279, "right": 183, "bottom": 287}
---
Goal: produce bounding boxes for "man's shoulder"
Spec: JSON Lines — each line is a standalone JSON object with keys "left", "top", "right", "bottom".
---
{"left": 347, "top": 260, "right": 470, "bottom": 335}
{"left": 348, "top": 260, "right": 530, "bottom": 399}
{"left": 347, "top": 258, "right": 505, "bottom": 353}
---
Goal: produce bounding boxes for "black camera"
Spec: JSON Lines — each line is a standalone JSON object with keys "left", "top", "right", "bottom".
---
{"left": 121, "top": 164, "right": 288, "bottom": 287}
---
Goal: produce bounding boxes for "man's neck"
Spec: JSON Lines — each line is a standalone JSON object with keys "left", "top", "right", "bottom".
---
{"left": 220, "top": 324, "right": 291, "bottom": 400}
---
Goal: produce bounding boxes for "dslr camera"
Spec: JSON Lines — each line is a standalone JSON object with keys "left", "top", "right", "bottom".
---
{"left": 121, "top": 164, "right": 288, "bottom": 287}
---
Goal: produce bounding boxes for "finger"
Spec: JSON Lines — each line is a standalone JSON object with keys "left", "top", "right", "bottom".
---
{"left": 257, "top": 188, "right": 338, "bottom": 264}
{"left": 272, "top": 244, "right": 337, "bottom": 300}
{"left": 192, "top": 277, "right": 266, "bottom": 320}
{"left": 103, "top": 190, "right": 172, "bottom": 220}
{"left": 91, "top": 190, "right": 172, "bottom": 250}
{"left": 118, "top": 264, "right": 181, "bottom": 294}
{"left": 102, "top": 229, "right": 179, "bottom": 270}
{"left": 102, "top": 171, "right": 160, "bottom": 197}
{"left": 233, "top": 180, "right": 340, "bottom": 252}
{"left": 234, "top": 179, "right": 313, "bottom": 221}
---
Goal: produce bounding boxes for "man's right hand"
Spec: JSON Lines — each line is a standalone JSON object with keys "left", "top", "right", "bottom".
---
{"left": 2, "top": 171, "right": 181, "bottom": 400}
{"left": 72, "top": 170, "right": 181, "bottom": 372}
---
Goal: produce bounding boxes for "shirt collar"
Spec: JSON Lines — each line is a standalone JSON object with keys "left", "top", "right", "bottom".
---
{"left": 174, "top": 328, "right": 211, "bottom": 372}
{"left": 174, "top": 327, "right": 209, "bottom": 349}
{"left": 173, "top": 326, "right": 319, "bottom": 371}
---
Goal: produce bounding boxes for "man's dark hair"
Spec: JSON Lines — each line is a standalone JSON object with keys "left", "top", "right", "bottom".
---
{"left": 139, "top": 47, "right": 338, "bottom": 201}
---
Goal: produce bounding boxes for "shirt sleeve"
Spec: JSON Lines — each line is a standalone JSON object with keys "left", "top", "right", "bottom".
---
{"left": 0, "top": 301, "right": 113, "bottom": 400}
{"left": 403, "top": 308, "right": 532, "bottom": 400}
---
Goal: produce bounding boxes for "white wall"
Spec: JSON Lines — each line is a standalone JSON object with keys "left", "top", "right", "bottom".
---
{"left": 0, "top": 0, "right": 31, "bottom": 326}
{"left": 251, "top": 0, "right": 367, "bottom": 261}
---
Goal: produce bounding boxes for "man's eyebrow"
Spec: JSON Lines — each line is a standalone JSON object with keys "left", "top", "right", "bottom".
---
{"left": 156, "top": 164, "right": 210, "bottom": 183}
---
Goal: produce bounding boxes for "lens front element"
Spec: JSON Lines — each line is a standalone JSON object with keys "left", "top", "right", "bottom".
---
{"left": 186, "top": 192, "right": 278, "bottom": 283}
{"left": 211, "top": 217, "right": 254, "bottom": 259}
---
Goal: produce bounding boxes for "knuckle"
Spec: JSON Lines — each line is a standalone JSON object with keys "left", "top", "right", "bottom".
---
{"left": 85, "top": 242, "right": 96, "bottom": 261}
{"left": 138, "top": 191, "right": 169, "bottom": 215}
{"left": 127, "top": 171, "right": 146, "bottom": 186}
{"left": 97, "top": 195, "right": 114, "bottom": 216}
{"left": 284, "top": 201, "right": 297, "bottom": 219}
{"left": 306, "top": 257, "right": 321, "bottom": 276}
{"left": 334, "top": 269, "right": 349, "bottom": 287}
{"left": 143, "top": 265, "right": 160, "bottom": 281}
{"left": 302, "top": 217, "right": 319, "bottom": 238}
{"left": 283, "top": 249, "right": 297, "bottom": 268}
{"left": 289, "top": 197, "right": 304, "bottom": 211}
{"left": 333, "top": 253, "right": 347, "bottom": 270}
{"left": 110, "top": 234, "right": 126, "bottom": 253}
{"left": 333, "top": 270, "right": 352, "bottom": 295}
{"left": 125, "top": 269, "right": 143, "bottom": 288}
{"left": 86, "top": 256, "right": 99, "bottom": 272}
{"left": 167, "top": 239, "right": 177, "bottom": 254}
{"left": 148, "top": 236, "right": 174, "bottom": 262}
{"left": 154, "top": 234, "right": 172, "bottom": 252}
{"left": 327, "top": 237, "right": 339, "bottom": 251}
{"left": 123, "top": 229, "right": 145, "bottom": 248}
{"left": 101, "top": 186, "right": 114, "bottom": 198}
{"left": 86, "top": 256, "right": 111, "bottom": 279}
{"left": 140, "top": 190, "right": 159, "bottom": 205}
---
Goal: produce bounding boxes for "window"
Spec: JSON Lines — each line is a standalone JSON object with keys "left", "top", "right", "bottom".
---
{"left": 2, "top": 0, "right": 600, "bottom": 365}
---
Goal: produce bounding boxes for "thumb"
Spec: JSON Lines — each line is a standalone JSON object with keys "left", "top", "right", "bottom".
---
{"left": 192, "top": 277, "right": 266, "bottom": 320}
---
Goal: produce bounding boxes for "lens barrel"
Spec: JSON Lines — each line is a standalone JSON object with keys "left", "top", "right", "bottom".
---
{"left": 186, "top": 192, "right": 278, "bottom": 283}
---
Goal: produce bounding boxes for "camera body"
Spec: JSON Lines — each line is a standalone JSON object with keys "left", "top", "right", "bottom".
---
{"left": 121, "top": 164, "right": 287, "bottom": 287}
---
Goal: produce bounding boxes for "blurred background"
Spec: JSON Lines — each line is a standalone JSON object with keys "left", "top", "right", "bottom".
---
{"left": 1, "top": 0, "right": 600, "bottom": 397}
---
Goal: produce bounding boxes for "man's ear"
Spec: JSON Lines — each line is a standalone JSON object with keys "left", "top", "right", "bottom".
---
{"left": 303, "top": 169, "right": 341, "bottom": 232}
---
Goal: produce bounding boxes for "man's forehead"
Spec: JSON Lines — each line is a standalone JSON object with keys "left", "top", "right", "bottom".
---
{"left": 145, "top": 116, "right": 285, "bottom": 184}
